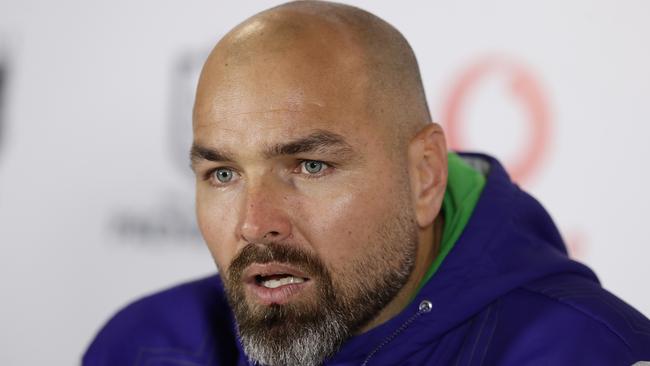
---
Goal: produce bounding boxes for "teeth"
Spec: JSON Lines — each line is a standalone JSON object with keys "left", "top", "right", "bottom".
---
{"left": 261, "top": 276, "right": 305, "bottom": 289}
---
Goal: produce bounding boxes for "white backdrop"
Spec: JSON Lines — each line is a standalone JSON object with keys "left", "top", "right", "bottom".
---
{"left": 1, "top": 1, "right": 649, "bottom": 364}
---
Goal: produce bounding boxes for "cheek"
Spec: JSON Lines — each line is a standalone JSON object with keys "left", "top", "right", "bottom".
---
{"left": 298, "top": 179, "right": 398, "bottom": 268}
{"left": 196, "top": 187, "right": 240, "bottom": 272}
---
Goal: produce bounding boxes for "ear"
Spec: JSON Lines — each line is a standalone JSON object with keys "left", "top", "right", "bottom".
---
{"left": 407, "top": 123, "right": 448, "bottom": 228}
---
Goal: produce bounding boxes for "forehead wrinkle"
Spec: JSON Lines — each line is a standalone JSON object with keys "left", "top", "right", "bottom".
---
{"left": 191, "top": 128, "right": 359, "bottom": 164}
{"left": 223, "top": 108, "right": 310, "bottom": 119}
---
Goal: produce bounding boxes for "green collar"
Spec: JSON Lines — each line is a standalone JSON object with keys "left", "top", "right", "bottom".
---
{"left": 416, "top": 152, "right": 486, "bottom": 291}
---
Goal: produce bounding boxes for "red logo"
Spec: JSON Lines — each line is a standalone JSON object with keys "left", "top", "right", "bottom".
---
{"left": 442, "top": 57, "right": 551, "bottom": 184}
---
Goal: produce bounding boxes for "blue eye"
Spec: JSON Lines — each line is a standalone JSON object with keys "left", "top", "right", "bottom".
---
{"left": 213, "top": 168, "right": 234, "bottom": 183}
{"left": 302, "top": 160, "right": 326, "bottom": 174}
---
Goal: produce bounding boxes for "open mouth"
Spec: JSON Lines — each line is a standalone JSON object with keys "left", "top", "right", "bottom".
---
{"left": 255, "top": 273, "right": 308, "bottom": 289}
{"left": 243, "top": 263, "right": 313, "bottom": 304}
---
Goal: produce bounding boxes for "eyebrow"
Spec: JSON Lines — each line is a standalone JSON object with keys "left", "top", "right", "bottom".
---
{"left": 190, "top": 130, "right": 356, "bottom": 170}
{"left": 190, "top": 144, "right": 236, "bottom": 169}
{"left": 264, "top": 130, "right": 354, "bottom": 159}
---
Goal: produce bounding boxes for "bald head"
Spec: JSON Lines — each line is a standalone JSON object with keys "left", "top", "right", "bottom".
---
{"left": 194, "top": 0, "right": 432, "bottom": 148}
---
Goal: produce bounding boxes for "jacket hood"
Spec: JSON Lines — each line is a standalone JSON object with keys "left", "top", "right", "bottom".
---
{"left": 325, "top": 153, "right": 598, "bottom": 365}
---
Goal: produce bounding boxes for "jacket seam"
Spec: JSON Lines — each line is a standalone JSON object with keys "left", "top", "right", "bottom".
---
{"left": 466, "top": 304, "right": 492, "bottom": 365}
{"left": 478, "top": 300, "right": 499, "bottom": 366}
{"left": 519, "top": 287, "right": 634, "bottom": 352}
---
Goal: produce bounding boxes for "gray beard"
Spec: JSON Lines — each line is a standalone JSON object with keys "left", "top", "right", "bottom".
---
{"left": 222, "top": 207, "right": 418, "bottom": 366}
{"left": 237, "top": 301, "right": 349, "bottom": 366}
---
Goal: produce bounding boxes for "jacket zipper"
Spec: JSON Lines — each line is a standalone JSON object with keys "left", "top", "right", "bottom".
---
{"left": 360, "top": 299, "right": 433, "bottom": 366}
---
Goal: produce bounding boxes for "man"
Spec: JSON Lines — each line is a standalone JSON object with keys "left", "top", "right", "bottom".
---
{"left": 84, "top": 1, "right": 650, "bottom": 365}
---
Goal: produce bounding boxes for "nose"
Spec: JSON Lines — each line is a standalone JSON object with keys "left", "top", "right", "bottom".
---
{"left": 238, "top": 179, "right": 293, "bottom": 244}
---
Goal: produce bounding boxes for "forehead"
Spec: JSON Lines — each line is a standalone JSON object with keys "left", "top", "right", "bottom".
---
{"left": 193, "top": 45, "right": 378, "bottom": 151}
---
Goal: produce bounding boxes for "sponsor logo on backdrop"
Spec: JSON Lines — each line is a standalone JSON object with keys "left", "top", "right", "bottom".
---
{"left": 109, "top": 191, "right": 203, "bottom": 243}
{"left": 441, "top": 55, "right": 586, "bottom": 259}
{"left": 442, "top": 56, "right": 550, "bottom": 184}
{"left": 168, "top": 50, "right": 204, "bottom": 180}
{"left": 108, "top": 49, "right": 209, "bottom": 245}
{"left": 0, "top": 45, "right": 8, "bottom": 159}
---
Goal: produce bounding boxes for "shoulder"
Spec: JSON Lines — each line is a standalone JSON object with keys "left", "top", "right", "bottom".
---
{"left": 482, "top": 274, "right": 650, "bottom": 365}
{"left": 82, "top": 274, "right": 241, "bottom": 366}
{"left": 523, "top": 274, "right": 650, "bottom": 350}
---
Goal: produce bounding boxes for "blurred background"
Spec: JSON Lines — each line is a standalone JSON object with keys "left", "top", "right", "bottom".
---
{"left": 1, "top": 0, "right": 649, "bottom": 364}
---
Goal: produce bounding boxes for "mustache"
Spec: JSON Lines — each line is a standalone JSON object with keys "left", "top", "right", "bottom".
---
{"left": 227, "top": 242, "right": 330, "bottom": 282}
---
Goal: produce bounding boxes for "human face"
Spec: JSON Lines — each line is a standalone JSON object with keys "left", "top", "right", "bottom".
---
{"left": 192, "top": 42, "right": 420, "bottom": 365}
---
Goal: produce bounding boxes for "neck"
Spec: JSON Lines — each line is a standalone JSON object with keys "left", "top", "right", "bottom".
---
{"left": 357, "top": 214, "right": 443, "bottom": 333}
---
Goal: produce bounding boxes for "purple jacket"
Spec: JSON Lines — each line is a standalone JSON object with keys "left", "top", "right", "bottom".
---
{"left": 84, "top": 154, "right": 650, "bottom": 365}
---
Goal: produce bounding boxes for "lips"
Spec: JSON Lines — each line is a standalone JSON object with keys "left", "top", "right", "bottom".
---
{"left": 243, "top": 262, "right": 313, "bottom": 305}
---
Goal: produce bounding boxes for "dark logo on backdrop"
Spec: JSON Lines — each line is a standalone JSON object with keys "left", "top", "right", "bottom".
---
{"left": 108, "top": 49, "right": 209, "bottom": 245}
{"left": 168, "top": 50, "right": 207, "bottom": 179}
{"left": 0, "top": 48, "right": 8, "bottom": 158}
